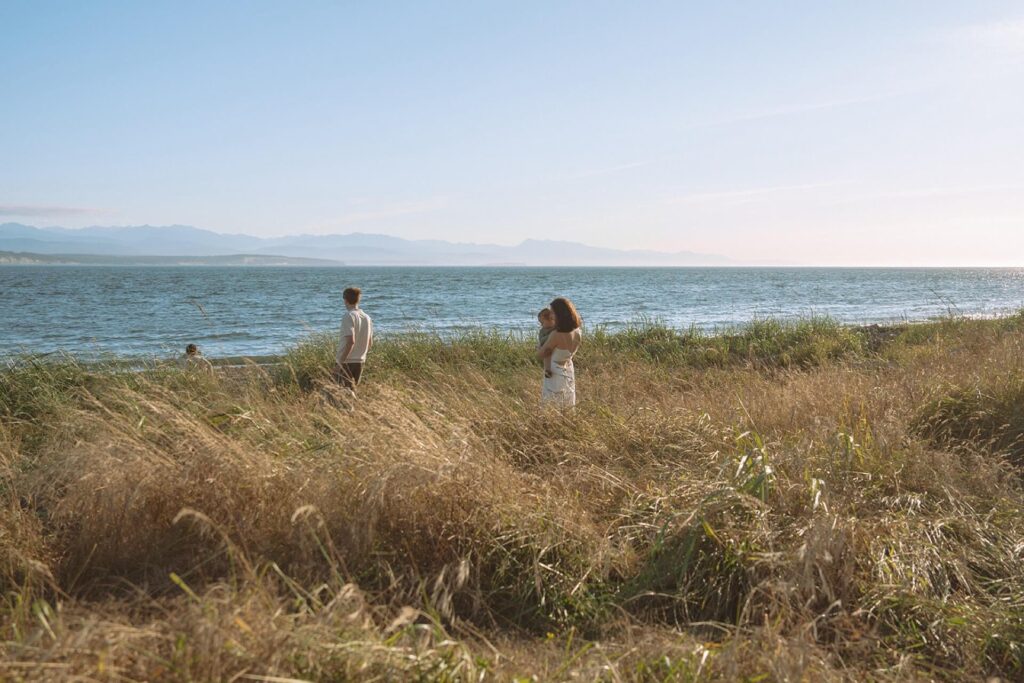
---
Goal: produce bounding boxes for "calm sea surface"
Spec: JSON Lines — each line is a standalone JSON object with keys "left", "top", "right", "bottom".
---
{"left": 3, "top": 266, "right": 1024, "bottom": 359}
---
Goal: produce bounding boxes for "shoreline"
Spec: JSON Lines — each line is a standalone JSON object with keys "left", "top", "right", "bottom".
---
{"left": 4, "top": 312, "right": 1021, "bottom": 369}
{"left": 4, "top": 262, "right": 1024, "bottom": 269}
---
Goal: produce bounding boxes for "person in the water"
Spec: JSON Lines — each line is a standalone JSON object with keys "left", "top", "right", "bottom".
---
{"left": 180, "top": 343, "right": 213, "bottom": 372}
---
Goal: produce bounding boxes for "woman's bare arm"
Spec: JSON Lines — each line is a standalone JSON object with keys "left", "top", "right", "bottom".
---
{"left": 537, "top": 331, "right": 559, "bottom": 359}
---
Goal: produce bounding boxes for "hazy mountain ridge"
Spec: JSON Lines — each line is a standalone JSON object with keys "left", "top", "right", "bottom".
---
{"left": 0, "top": 250, "right": 343, "bottom": 266}
{"left": 0, "top": 223, "right": 731, "bottom": 266}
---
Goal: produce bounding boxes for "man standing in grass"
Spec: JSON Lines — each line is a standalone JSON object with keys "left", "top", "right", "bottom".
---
{"left": 334, "top": 286, "right": 373, "bottom": 390}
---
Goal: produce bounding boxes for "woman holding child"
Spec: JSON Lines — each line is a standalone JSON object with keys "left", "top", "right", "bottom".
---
{"left": 537, "top": 296, "right": 582, "bottom": 407}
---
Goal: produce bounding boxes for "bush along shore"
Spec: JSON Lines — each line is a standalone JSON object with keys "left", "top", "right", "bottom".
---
{"left": 2, "top": 315, "right": 1024, "bottom": 681}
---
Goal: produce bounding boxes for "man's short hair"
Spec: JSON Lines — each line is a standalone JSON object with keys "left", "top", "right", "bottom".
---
{"left": 343, "top": 287, "right": 362, "bottom": 305}
{"left": 185, "top": 343, "right": 198, "bottom": 355}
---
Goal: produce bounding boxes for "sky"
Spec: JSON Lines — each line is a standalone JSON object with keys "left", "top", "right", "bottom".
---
{"left": 2, "top": 1, "right": 1024, "bottom": 266}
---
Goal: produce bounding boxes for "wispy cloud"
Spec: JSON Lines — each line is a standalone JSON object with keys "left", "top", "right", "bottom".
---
{"left": 666, "top": 182, "right": 847, "bottom": 206}
{"left": 0, "top": 204, "right": 108, "bottom": 218}
{"left": 827, "top": 183, "right": 1024, "bottom": 204}
{"left": 680, "top": 93, "right": 902, "bottom": 133}
{"left": 559, "top": 160, "right": 655, "bottom": 181}
{"left": 714, "top": 94, "right": 896, "bottom": 127}
{"left": 684, "top": 18, "right": 1024, "bottom": 133}
{"left": 664, "top": 182, "right": 1024, "bottom": 209}
{"left": 325, "top": 197, "right": 450, "bottom": 227}
{"left": 944, "top": 17, "right": 1024, "bottom": 56}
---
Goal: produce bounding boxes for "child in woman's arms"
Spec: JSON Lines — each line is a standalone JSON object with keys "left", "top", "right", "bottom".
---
{"left": 538, "top": 307, "right": 556, "bottom": 378}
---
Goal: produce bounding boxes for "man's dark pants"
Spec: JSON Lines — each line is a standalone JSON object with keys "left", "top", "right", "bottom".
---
{"left": 333, "top": 362, "right": 363, "bottom": 389}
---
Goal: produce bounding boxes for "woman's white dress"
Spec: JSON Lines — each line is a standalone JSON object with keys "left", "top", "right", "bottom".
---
{"left": 542, "top": 348, "right": 576, "bottom": 407}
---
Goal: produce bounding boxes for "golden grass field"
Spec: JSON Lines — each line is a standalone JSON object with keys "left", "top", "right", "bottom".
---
{"left": 2, "top": 317, "right": 1024, "bottom": 681}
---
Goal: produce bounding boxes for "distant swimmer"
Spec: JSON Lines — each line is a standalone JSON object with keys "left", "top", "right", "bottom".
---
{"left": 180, "top": 343, "right": 213, "bottom": 372}
{"left": 334, "top": 286, "right": 373, "bottom": 391}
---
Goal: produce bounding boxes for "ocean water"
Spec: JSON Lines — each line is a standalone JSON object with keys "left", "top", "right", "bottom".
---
{"left": 2, "top": 266, "right": 1023, "bottom": 359}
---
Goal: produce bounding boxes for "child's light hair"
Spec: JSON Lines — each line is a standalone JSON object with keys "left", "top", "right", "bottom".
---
{"left": 538, "top": 307, "right": 554, "bottom": 321}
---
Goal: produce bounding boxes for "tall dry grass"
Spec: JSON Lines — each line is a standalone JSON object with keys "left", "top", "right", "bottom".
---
{"left": 2, "top": 316, "right": 1023, "bottom": 681}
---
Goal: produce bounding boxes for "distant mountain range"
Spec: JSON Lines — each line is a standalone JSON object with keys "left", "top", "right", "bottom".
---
{"left": 0, "top": 251, "right": 342, "bottom": 266}
{"left": 0, "top": 223, "right": 731, "bottom": 267}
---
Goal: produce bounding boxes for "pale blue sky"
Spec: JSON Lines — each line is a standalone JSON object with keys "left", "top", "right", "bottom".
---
{"left": 2, "top": 1, "right": 1023, "bottom": 265}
